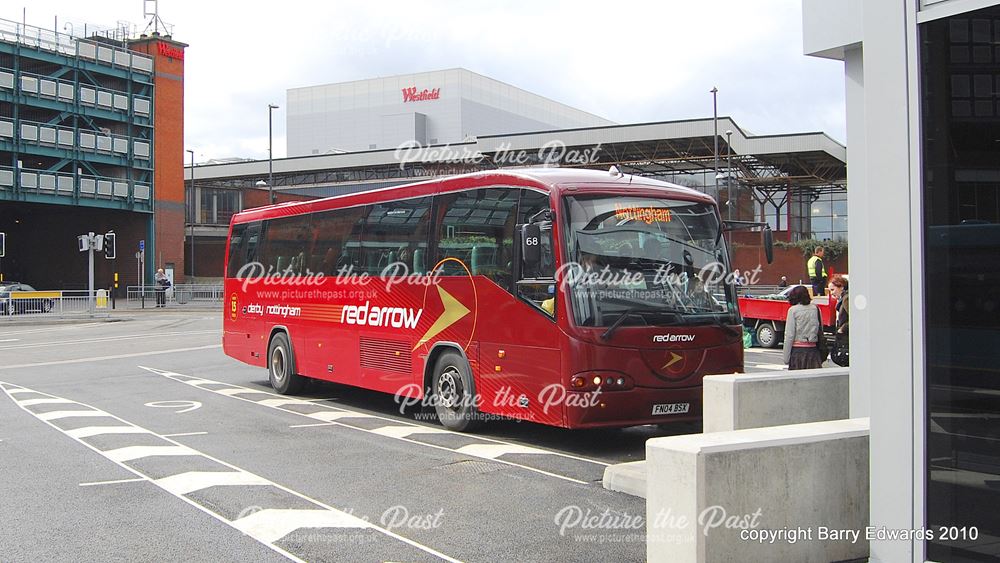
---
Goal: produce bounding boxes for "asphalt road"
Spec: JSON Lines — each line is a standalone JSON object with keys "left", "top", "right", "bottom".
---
{"left": 0, "top": 311, "right": 788, "bottom": 562}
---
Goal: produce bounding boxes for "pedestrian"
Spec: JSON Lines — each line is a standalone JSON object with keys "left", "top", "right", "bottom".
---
{"left": 828, "top": 275, "right": 849, "bottom": 366}
{"left": 807, "top": 246, "right": 828, "bottom": 296}
{"left": 154, "top": 268, "right": 170, "bottom": 308}
{"left": 782, "top": 285, "right": 825, "bottom": 370}
{"left": 778, "top": 276, "right": 788, "bottom": 288}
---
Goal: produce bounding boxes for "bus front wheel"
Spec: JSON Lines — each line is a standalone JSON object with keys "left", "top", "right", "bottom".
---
{"left": 431, "top": 351, "right": 482, "bottom": 432}
{"left": 268, "top": 332, "right": 304, "bottom": 394}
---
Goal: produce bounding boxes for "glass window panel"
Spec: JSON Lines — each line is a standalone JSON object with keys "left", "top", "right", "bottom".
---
{"left": 359, "top": 197, "right": 432, "bottom": 274}
{"left": 435, "top": 188, "right": 518, "bottom": 290}
{"left": 974, "top": 74, "right": 993, "bottom": 97}
{"left": 923, "top": 9, "right": 1000, "bottom": 561}
{"left": 310, "top": 205, "right": 368, "bottom": 274}
{"left": 952, "top": 75, "right": 971, "bottom": 97}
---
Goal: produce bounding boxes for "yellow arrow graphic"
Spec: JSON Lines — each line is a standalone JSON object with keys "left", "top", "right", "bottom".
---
{"left": 662, "top": 351, "right": 683, "bottom": 371}
{"left": 413, "top": 285, "right": 471, "bottom": 350}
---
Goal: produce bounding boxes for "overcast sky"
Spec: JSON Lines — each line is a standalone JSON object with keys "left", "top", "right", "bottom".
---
{"left": 13, "top": 1, "right": 846, "bottom": 162}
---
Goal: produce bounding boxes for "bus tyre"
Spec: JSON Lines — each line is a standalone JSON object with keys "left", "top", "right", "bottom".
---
{"left": 432, "top": 351, "right": 482, "bottom": 432}
{"left": 756, "top": 322, "right": 779, "bottom": 349}
{"left": 268, "top": 332, "right": 304, "bottom": 395}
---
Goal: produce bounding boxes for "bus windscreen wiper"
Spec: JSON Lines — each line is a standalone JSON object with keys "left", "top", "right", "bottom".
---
{"left": 600, "top": 308, "right": 681, "bottom": 341}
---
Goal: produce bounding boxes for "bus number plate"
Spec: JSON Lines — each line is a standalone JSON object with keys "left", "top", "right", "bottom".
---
{"left": 652, "top": 403, "right": 690, "bottom": 415}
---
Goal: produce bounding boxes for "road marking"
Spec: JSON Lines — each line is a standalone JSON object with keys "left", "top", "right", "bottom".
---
{"left": 0, "top": 322, "right": 105, "bottom": 337}
{"left": 0, "top": 338, "right": 19, "bottom": 342}
{"left": 216, "top": 388, "right": 265, "bottom": 397}
{"left": 257, "top": 398, "right": 316, "bottom": 408}
{"left": 233, "top": 508, "right": 367, "bottom": 543}
{"left": 155, "top": 471, "right": 271, "bottom": 495}
{"left": 1, "top": 345, "right": 222, "bottom": 369}
{"left": 17, "top": 398, "right": 75, "bottom": 407}
{"left": 370, "top": 425, "right": 450, "bottom": 439}
{"left": 79, "top": 477, "right": 147, "bottom": 487}
{"left": 38, "top": 410, "right": 114, "bottom": 421}
{"left": 306, "top": 411, "right": 375, "bottom": 422}
{"left": 139, "top": 366, "right": 609, "bottom": 484}
{"left": 289, "top": 423, "right": 336, "bottom": 429}
{"left": 144, "top": 400, "right": 203, "bottom": 413}
{"left": 455, "top": 444, "right": 549, "bottom": 459}
{"left": 104, "top": 445, "right": 199, "bottom": 463}
{"left": 0, "top": 330, "right": 219, "bottom": 351}
{"left": 162, "top": 431, "right": 209, "bottom": 438}
{"left": 0, "top": 381, "right": 461, "bottom": 563}
{"left": 66, "top": 426, "right": 151, "bottom": 439}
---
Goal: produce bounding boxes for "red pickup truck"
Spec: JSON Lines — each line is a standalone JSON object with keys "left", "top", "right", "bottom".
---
{"left": 738, "top": 285, "right": 838, "bottom": 348}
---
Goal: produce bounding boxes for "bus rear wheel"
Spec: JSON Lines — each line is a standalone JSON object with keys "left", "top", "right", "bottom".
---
{"left": 431, "top": 351, "right": 482, "bottom": 432}
{"left": 268, "top": 332, "right": 304, "bottom": 394}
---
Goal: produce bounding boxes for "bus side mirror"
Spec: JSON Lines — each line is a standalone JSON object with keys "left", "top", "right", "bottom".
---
{"left": 521, "top": 223, "right": 541, "bottom": 267}
{"left": 763, "top": 227, "right": 774, "bottom": 264}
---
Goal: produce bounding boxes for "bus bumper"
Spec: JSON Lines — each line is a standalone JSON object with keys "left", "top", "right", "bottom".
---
{"left": 563, "top": 385, "right": 703, "bottom": 428}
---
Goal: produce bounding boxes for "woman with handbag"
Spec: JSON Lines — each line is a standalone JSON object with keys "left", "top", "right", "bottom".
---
{"left": 782, "top": 285, "right": 826, "bottom": 370}
{"left": 829, "top": 275, "right": 849, "bottom": 366}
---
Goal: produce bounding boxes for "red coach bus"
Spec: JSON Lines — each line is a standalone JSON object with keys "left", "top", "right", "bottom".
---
{"left": 223, "top": 167, "right": 770, "bottom": 431}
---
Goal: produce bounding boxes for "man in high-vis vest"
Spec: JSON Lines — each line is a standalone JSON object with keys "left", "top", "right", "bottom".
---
{"left": 807, "top": 246, "right": 827, "bottom": 296}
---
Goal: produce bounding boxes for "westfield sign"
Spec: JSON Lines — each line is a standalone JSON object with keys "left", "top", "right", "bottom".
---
{"left": 402, "top": 87, "right": 441, "bottom": 103}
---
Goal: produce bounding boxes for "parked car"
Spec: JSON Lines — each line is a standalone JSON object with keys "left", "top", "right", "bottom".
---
{"left": 0, "top": 282, "right": 55, "bottom": 315}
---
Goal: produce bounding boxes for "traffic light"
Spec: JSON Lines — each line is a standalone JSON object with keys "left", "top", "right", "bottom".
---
{"left": 0, "top": 231, "right": 5, "bottom": 257}
{"left": 104, "top": 231, "right": 116, "bottom": 259}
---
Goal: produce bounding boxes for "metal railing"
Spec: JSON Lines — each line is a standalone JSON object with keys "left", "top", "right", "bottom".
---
{"left": 126, "top": 284, "right": 224, "bottom": 306}
{"left": 0, "top": 289, "right": 110, "bottom": 319}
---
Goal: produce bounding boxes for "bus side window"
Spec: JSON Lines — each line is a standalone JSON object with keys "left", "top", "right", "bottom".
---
{"left": 310, "top": 205, "right": 368, "bottom": 275}
{"left": 359, "top": 198, "right": 432, "bottom": 275}
{"left": 434, "top": 187, "right": 518, "bottom": 290}
{"left": 226, "top": 223, "right": 248, "bottom": 278}
{"left": 516, "top": 189, "right": 556, "bottom": 316}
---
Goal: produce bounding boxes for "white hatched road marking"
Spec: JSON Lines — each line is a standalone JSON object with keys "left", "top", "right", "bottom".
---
{"left": 233, "top": 509, "right": 368, "bottom": 543}
{"left": 370, "top": 425, "right": 450, "bottom": 439}
{"left": 66, "top": 426, "right": 151, "bottom": 439}
{"left": 139, "top": 366, "right": 609, "bottom": 484}
{"left": 17, "top": 398, "right": 75, "bottom": 407}
{"left": 104, "top": 445, "right": 200, "bottom": 463}
{"left": 79, "top": 477, "right": 148, "bottom": 487}
{"left": 155, "top": 471, "right": 271, "bottom": 495}
{"left": 306, "top": 411, "right": 375, "bottom": 422}
{"left": 38, "top": 410, "right": 114, "bottom": 421}
{"left": 0, "top": 381, "right": 461, "bottom": 563}
{"left": 455, "top": 444, "right": 549, "bottom": 459}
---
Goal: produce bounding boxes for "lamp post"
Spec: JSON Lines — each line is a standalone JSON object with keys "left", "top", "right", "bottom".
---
{"left": 710, "top": 87, "right": 719, "bottom": 200}
{"left": 725, "top": 130, "right": 733, "bottom": 222}
{"left": 186, "top": 149, "right": 194, "bottom": 279}
{"left": 268, "top": 103, "right": 279, "bottom": 204}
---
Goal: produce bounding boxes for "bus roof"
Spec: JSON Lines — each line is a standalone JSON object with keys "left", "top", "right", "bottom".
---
{"left": 231, "top": 167, "right": 713, "bottom": 224}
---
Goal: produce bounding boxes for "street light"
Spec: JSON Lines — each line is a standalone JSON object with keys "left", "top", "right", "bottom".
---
{"left": 186, "top": 149, "right": 195, "bottom": 279}
{"left": 725, "top": 130, "right": 733, "bottom": 221}
{"left": 710, "top": 87, "right": 719, "bottom": 200}
{"left": 268, "top": 103, "right": 279, "bottom": 204}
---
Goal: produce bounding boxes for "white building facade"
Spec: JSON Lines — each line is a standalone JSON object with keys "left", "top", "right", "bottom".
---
{"left": 803, "top": 1, "right": 1000, "bottom": 561}
{"left": 286, "top": 68, "right": 614, "bottom": 156}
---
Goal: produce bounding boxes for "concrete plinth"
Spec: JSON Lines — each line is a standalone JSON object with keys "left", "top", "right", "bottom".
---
{"left": 703, "top": 367, "right": 850, "bottom": 433}
{"left": 646, "top": 418, "right": 869, "bottom": 563}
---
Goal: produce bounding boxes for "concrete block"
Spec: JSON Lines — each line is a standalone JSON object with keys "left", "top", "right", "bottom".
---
{"left": 646, "top": 418, "right": 869, "bottom": 563}
{"left": 602, "top": 460, "right": 646, "bottom": 498}
{"left": 703, "top": 367, "right": 849, "bottom": 433}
